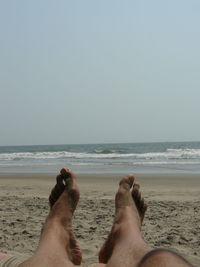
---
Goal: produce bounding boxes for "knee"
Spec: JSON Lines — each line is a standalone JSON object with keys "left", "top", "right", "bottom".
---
{"left": 138, "top": 248, "right": 192, "bottom": 267}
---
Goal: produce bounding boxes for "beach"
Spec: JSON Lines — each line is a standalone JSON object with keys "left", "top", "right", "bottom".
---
{"left": 0, "top": 173, "right": 200, "bottom": 266}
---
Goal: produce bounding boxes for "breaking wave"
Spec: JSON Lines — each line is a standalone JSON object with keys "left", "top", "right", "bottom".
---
{"left": 1, "top": 148, "right": 200, "bottom": 161}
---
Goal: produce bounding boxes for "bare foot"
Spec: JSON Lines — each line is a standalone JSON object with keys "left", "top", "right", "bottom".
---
{"left": 49, "top": 168, "right": 81, "bottom": 265}
{"left": 20, "top": 168, "right": 82, "bottom": 267}
{"left": 99, "top": 174, "right": 148, "bottom": 265}
{"left": 40, "top": 169, "right": 82, "bottom": 266}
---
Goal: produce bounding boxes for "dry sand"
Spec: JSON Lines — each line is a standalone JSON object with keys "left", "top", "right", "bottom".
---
{"left": 0, "top": 173, "right": 200, "bottom": 266}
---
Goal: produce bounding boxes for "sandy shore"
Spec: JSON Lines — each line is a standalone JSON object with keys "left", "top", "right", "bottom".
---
{"left": 0, "top": 173, "right": 200, "bottom": 266}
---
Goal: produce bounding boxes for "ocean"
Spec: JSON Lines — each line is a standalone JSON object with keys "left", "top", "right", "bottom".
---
{"left": 0, "top": 141, "right": 200, "bottom": 174}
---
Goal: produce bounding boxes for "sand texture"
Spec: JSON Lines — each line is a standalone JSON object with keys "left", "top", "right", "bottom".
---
{"left": 0, "top": 173, "right": 200, "bottom": 266}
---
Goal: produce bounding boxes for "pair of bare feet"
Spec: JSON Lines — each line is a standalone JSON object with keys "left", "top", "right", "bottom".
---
{"left": 20, "top": 169, "right": 191, "bottom": 267}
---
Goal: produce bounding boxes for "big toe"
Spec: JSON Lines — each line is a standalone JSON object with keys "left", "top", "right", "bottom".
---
{"left": 119, "top": 174, "right": 135, "bottom": 190}
{"left": 115, "top": 175, "right": 135, "bottom": 208}
{"left": 61, "top": 168, "right": 80, "bottom": 210}
{"left": 60, "top": 168, "right": 73, "bottom": 184}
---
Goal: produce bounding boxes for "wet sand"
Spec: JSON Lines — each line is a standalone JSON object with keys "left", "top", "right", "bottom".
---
{"left": 0, "top": 173, "right": 200, "bottom": 266}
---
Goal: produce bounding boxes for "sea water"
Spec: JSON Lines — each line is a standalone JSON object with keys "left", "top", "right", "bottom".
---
{"left": 1, "top": 142, "right": 200, "bottom": 174}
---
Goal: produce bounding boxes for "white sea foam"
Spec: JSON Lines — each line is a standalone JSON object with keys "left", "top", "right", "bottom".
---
{"left": 1, "top": 148, "right": 200, "bottom": 161}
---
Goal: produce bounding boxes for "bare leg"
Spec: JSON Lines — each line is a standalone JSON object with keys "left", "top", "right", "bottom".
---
{"left": 99, "top": 175, "right": 150, "bottom": 267}
{"left": 98, "top": 175, "right": 191, "bottom": 267}
{"left": 19, "top": 168, "right": 82, "bottom": 267}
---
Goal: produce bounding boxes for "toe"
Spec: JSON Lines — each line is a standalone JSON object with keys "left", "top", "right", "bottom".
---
{"left": 139, "top": 197, "right": 146, "bottom": 211}
{"left": 135, "top": 192, "right": 141, "bottom": 208}
{"left": 119, "top": 174, "right": 135, "bottom": 190}
{"left": 60, "top": 168, "right": 71, "bottom": 182}
{"left": 60, "top": 168, "right": 70, "bottom": 174}
{"left": 143, "top": 203, "right": 148, "bottom": 213}
{"left": 132, "top": 184, "right": 142, "bottom": 208}
{"left": 56, "top": 174, "right": 64, "bottom": 186}
{"left": 132, "top": 184, "right": 140, "bottom": 198}
{"left": 133, "top": 183, "right": 140, "bottom": 190}
{"left": 60, "top": 168, "right": 77, "bottom": 185}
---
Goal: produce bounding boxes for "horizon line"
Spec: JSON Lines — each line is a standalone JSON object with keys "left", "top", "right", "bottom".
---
{"left": 0, "top": 140, "right": 200, "bottom": 147}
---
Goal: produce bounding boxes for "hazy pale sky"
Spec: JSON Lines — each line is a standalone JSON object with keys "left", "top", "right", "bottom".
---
{"left": 0, "top": 1, "right": 200, "bottom": 146}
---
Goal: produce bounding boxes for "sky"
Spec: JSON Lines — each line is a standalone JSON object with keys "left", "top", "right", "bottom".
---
{"left": 0, "top": 0, "right": 200, "bottom": 146}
